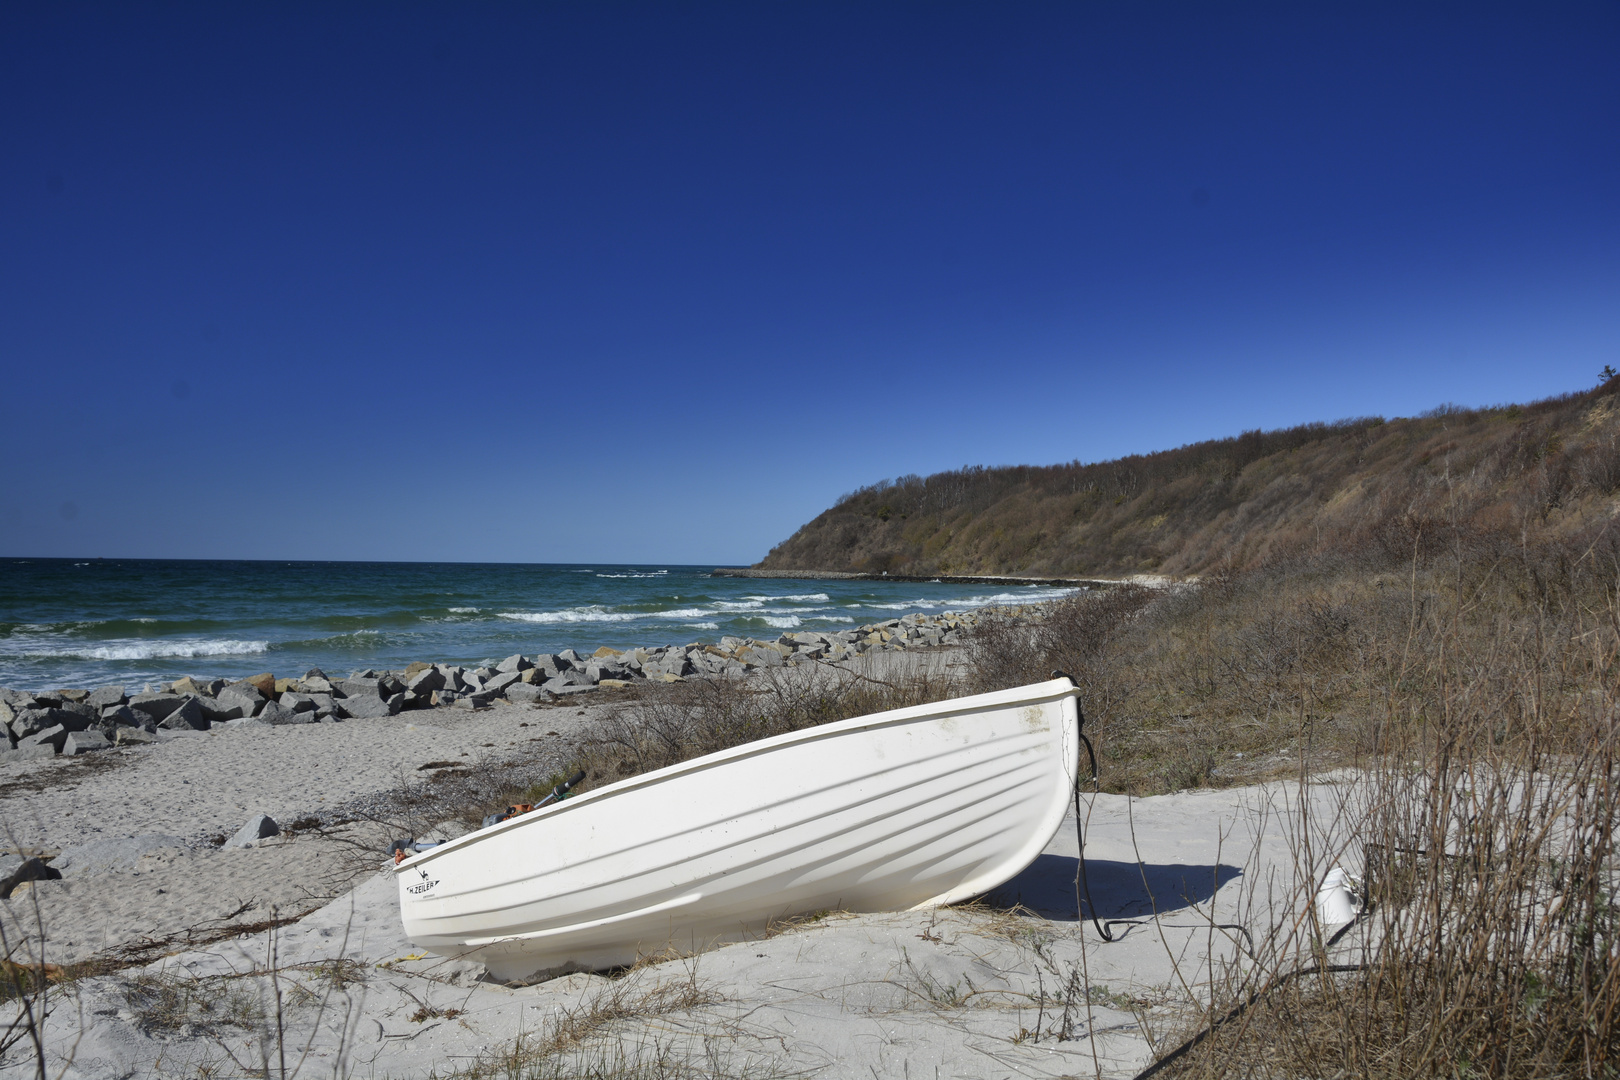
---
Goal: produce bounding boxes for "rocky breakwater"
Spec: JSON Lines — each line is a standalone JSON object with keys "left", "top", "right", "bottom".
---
{"left": 0, "top": 610, "right": 986, "bottom": 765}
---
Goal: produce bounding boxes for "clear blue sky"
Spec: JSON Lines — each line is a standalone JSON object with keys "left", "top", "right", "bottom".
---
{"left": 4, "top": 3, "right": 1617, "bottom": 564}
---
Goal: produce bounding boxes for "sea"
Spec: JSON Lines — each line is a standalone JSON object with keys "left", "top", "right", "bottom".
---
{"left": 0, "top": 559, "right": 1078, "bottom": 692}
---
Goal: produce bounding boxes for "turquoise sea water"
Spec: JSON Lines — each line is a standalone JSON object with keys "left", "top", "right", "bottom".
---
{"left": 0, "top": 560, "right": 1078, "bottom": 691}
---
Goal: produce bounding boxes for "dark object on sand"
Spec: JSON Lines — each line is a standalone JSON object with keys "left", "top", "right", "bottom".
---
{"left": 0, "top": 858, "right": 61, "bottom": 899}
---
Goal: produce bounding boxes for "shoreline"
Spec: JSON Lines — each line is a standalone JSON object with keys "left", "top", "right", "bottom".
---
{"left": 712, "top": 566, "right": 1176, "bottom": 587}
{"left": 0, "top": 609, "right": 996, "bottom": 765}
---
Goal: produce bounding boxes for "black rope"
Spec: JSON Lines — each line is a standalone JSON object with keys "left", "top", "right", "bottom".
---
{"left": 1054, "top": 671, "right": 1119, "bottom": 943}
{"left": 1056, "top": 671, "right": 1255, "bottom": 954}
{"left": 1049, "top": 674, "right": 1372, "bottom": 1077}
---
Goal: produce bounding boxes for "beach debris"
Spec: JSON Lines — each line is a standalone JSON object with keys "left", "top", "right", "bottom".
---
{"left": 1315, "top": 866, "right": 1362, "bottom": 926}
{"left": 0, "top": 857, "right": 61, "bottom": 898}
{"left": 224, "top": 814, "right": 280, "bottom": 849}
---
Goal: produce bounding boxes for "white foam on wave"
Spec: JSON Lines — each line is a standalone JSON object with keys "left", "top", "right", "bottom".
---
{"left": 597, "top": 570, "right": 668, "bottom": 579}
{"left": 811, "top": 615, "right": 856, "bottom": 623}
{"left": 711, "top": 600, "right": 766, "bottom": 611}
{"left": 11, "top": 621, "right": 103, "bottom": 633}
{"left": 741, "top": 593, "right": 831, "bottom": 603}
{"left": 499, "top": 607, "right": 640, "bottom": 624}
{"left": 865, "top": 587, "right": 1078, "bottom": 612}
{"left": 448, "top": 607, "right": 481, "bottom": 614}
{"left": 762, "top": 615, "right": 802, "bottom": 628}
{"left": 684, "top": 621, "right": 720, "bottom": 630}
{"left": 5, "top": 638, "right": 271, "bottom": 661}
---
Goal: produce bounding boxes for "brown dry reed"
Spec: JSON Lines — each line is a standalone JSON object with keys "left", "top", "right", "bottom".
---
{"left": 959, "top": 502, "right": 1620, "bottom": 1074}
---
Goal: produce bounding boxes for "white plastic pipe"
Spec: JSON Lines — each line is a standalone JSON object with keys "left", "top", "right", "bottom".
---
{"left": 1315, "top": 866, "right": 1360, "bottom": 925}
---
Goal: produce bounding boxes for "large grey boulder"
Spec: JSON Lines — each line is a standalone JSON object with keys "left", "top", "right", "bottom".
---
{"left": 159, "top": 697, "right": 209, "bottom": 731}
{"left": 298, "top": 676, "right": 335, "bottom": 695}
{"left": 195, "top": 696, "right": 247, "bottom": 723}
{"left": 279, "top": 691, "right": 326, "bottom": 714}
{"left": 745, "top": 646, "right": 785, "bottom": 668}
{"left": 333, "top": 676, "right": 381, "bottom": 700}
{"left": 20, "top": 725, "right": 68, "bottom": 752}
{"left": 556, "top": 649, "right": 583, "bottom": 666}
{"left": 17, "top": 708, "right": 89, "bottom": 737}
{"left": 62, "top": 730, "right": 110, "bottom": 756}
{"left": 53, "top": 834, "right": 188, "bottom": 875}
{"left": 0, "top": 701, "right": 12, "bottom": 727}
{"left": 648, "top": 653, "right": 695, "bottom": 677}
{"left": 454, "top": 688, "right": 499, "bottom": 709}
{"left": 506, "top": 683, "right": 548, "bottom": 704}
{"left": 260, "top": 700, "right": 311, "bottom": 725}
{"left": 0, "top": 745, "right": 55, "bottom": 764}
{"left": 113, "top": 727, "right": 158, "bottom": 745}
{"left": 336, "top": 694, "right": 396, "bottom": 720}
{"left": 224, "top": 814, "right": 279, "bottom": 849}
{"left": 85, "top": 685, "right": 128, "bottom": 710}
{"left": 10, "top": 708, "right": 52, "bottom": 739}
{"left": 217, "top": 682, "right": 266, "bottom": 717}
{"left": 54, "top": 700, "right": 98, "bottom": 725}
{"left": 541, "top": 677, "right": 598, "bottom": 696}
{"left": 496, "top": 653, "right": 533, "bottom": 674}
{"left": 406, "top": 667, "right": 444, "bottom": 695}
{"left": 378, "top": 674, "right": 406, "bottom": 698}
{"left": 128, "top": 692, "right": 185, "bottom": 722}
{"left": 92, "top": 708, "right": 136, "bottom": 735}
{"left": 484, "top": 671, "right": 522, "bottom": 695}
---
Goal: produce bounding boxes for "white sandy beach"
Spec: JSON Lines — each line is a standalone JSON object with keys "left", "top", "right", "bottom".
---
{"left": 0, "top": 658, "right": 1368, "bottom": 1079}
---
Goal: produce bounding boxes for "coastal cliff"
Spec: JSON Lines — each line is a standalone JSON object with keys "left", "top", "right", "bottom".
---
{"left": 753, "top": 380, "right": 1620, "bottom": 578}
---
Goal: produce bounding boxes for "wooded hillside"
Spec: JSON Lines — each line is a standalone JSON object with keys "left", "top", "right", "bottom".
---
{"left": 755, "top": 380, "right": 1620, "bottom": 577}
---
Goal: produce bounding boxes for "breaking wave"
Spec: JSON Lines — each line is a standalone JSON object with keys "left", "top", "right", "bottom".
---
{"left": 3, "top": 638, "right": 271, "bottom": 661}
{"left": 498, "top": 607, "right": 641, "bottom": 624}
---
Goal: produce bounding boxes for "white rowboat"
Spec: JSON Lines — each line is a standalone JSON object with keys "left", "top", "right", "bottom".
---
{"left": 395, "top": 677, "right": 1081, "bottom": 980}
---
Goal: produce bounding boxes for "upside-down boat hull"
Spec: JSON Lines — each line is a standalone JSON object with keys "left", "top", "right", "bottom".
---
{"left": 395, "top": 678, "right": 1080, "bottom": 980}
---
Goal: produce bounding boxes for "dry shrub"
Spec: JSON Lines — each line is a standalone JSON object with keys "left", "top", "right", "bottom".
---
{"left": 577, "top": 661, "right": 961, "bottom": 783}
{"left": 440, "top": 966, "right": 745, "bottom": 1080}
{"left": 1155, "top": 579, "right": 1620, "bottom": 1078}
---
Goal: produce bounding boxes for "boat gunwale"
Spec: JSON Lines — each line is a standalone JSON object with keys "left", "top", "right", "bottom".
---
{"left": 394, "top": 676, "right": 1079, "bottom": 876}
